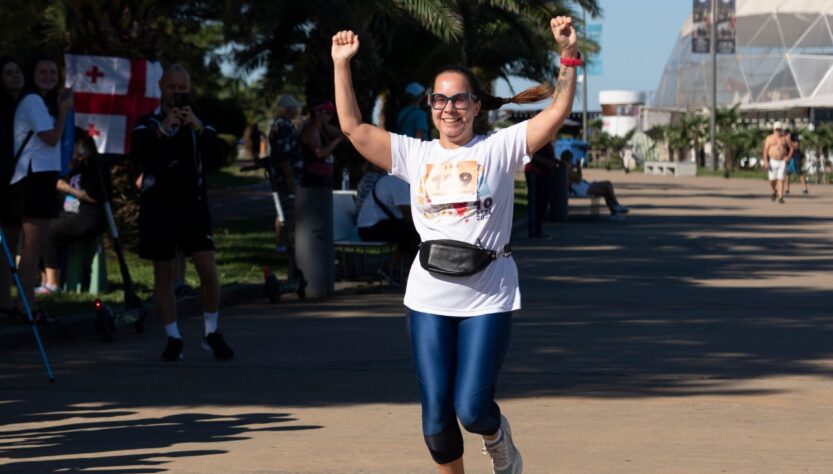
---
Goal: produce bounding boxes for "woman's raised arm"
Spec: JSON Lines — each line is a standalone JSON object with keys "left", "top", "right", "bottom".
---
{"left": 527, "top": 17, "right": 579, "bottom": 155}
{"left": 332, "top": 30, "right": 392, "bottom": 171}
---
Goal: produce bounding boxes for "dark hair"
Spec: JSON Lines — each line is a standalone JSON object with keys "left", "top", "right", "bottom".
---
{"left": 434, "top": 65, "right": 554, "bottom": 112}
{"left": 0, "top": 56, "right": 22, "bottom": 161}
{"left": 0, "top": 56, "right": 22, "bottom": 89}
{"left": 0, "top": 56, "right": 22, "bottom": 113}
{"left": 23, "top": 54, "right": 61, "bottom": 116}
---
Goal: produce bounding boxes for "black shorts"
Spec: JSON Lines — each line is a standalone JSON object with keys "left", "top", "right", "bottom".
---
{"left": 138, "top": 190, "right": 215, "bottom": 261}
{"left": 0, "top": 183, "right": 18, "bottom": 226}
{"left": 8, "top": 171, "right": 59, "bottom": 220}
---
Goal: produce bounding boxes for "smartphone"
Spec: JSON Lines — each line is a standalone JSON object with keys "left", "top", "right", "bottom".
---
{"left": 173, "top": 92, "right": 189, "bottom": 109}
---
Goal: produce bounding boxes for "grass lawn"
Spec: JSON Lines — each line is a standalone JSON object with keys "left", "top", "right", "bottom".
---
{"left": 514, "top": 178, "right": 529, "bottom": 221}
{"left": 206, "top": 164, "right": 266, "bottom": 188}
{"left": 697, "top": 167, "right": 768, "bottom": 180}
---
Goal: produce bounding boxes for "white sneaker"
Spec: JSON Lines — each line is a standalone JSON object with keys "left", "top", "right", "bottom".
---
{"left": 612, "top": 204, "right": 629, "bottom": 214}
{"left": 34, "top": 284, "right": 60, "bottom": 295}
{"left": 483, "top": 415, "right": 523, "bottom": 474}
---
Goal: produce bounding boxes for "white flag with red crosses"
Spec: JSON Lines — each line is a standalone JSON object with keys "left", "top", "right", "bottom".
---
{"left": 65, "top": 54, "right": 163, "bottom": 154}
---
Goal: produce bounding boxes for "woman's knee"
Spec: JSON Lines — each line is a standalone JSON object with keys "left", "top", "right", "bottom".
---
{"left": 455, "top": 396, "right": 500, "bottom": 435}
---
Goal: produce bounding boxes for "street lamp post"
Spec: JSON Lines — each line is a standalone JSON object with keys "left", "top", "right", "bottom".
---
{"left": 582, "top": 7, "right": 588, "bottom": 144}
{"left": 710, "top": 0, "right": 718, "bottom": 171}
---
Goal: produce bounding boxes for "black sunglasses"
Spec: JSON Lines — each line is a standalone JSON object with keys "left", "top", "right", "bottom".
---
{"left": 428, "top": 92, "right": 478, "bottom": 110}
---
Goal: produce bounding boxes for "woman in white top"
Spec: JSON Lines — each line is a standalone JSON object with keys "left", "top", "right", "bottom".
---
{"left": 332, "top": 17, "right": 578, "bottom": 474}
{"left": 8, "top": 56, "right": 73, "bottom": 322}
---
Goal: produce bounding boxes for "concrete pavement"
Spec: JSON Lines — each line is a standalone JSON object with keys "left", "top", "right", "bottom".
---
{"left": 2, "top": 170, "right": 833, "bottom": 473}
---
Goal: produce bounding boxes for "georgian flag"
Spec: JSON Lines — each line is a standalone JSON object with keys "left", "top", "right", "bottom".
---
{"left": 65, "top": 54, "right": 163, "bottom": 154}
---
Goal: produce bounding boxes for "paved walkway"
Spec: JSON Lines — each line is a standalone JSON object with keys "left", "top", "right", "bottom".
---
{"left": 2, "top": 171, "right": 833, "bottom": 473}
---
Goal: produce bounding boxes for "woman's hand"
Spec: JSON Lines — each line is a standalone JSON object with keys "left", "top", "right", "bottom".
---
{"left": 58, "top": 87, "right": 74, "bottom": 114}
{"left": 332, "top": 30, "right": 360, "bottom": 62}
{"left": 551, "top": 16, "right": 578, "bottom": 57}
{"left": 76, "top": 189, "right": 97, "bottom": 204}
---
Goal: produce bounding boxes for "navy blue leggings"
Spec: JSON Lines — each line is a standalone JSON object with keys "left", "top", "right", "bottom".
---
{"left": 406, "top": 310, "right": 513, "bottom": 464}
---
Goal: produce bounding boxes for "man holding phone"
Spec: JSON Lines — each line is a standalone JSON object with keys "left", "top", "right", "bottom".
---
{"left": 131, "top": 64, "right": 234, "bottom": 361}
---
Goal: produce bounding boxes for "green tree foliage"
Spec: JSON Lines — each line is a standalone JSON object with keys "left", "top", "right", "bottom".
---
{"left": 801, "top": 123, "right": 833, "bottom": 183}
{"left": 221, "top": 0, "right": 600, "bottom": 123}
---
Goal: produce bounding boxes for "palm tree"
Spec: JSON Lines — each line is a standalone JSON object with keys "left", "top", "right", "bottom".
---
{"left": 801, "top": 123, "right": 833, "bottom": 183}
{"left": 683, "top": 114, "right": 708, "bottom": 166}
{"left": 607, "top": 129, "right": 635, "bottom": 170}
{"left": 717, "top": 126, "right": 764, "bottom": 174}
{"left": 713, "top": 104, "right": 741, "bottom": 169}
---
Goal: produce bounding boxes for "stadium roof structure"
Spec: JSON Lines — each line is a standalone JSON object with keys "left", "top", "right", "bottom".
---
{"left": 654, "top": 0, "right": 833, "bottom": 111}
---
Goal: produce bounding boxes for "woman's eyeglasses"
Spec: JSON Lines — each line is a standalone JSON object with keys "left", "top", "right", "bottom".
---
{"left": 428, "top": 92, "right": 477, "bottom": 110}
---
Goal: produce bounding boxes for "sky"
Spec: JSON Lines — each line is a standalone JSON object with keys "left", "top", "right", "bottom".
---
{"left": 495, "top": 0, "right": 691, "bottom": 112}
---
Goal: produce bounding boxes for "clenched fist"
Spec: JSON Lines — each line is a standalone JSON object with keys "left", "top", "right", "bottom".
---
{"left": 551, "top": 16, "right": 578, "bottom": 57}
{"left": 332, "top": 30, "right": 360, "bottom": 62}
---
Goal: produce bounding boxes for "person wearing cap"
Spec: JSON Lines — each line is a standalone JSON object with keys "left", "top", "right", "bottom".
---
{"left": 270, "top": 94, "right": 304, "bottom": 186}
{"left": 397, "top": 82, "right": 430, "bottom": 140}
{"left": 268, "top": 94, "right": 304, "bottom": 250}
{"left": 300, "top": 100, "right": 343, "bottom": 187}
{"left": 762, "top": 121, "right": 795, "bottom": 203}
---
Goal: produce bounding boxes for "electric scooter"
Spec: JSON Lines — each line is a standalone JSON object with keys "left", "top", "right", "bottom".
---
{"left": 92, "top": 156, "right": 146, "bottom": 341}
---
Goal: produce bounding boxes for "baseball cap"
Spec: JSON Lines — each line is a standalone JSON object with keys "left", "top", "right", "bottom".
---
{"left": 405, "top": 82, "right": 425, "bottom": 98}
{"left": 278, "top": 94, "right": 302, "bottom": 109}
{"left": 773, "top": 121, "right": 784, "bottom": 130}
{"left": 312, "top": 100, "right": 336, "bottom": 113}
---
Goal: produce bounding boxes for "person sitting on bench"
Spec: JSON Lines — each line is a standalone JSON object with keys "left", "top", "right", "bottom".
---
{"left": 565, "top": 150, "right": 629, "bottom": 221}
{"left": 357, "top": 169, "right": 419, "bottom": 282}
{"left": 36, "top": 129, "right": 109, "bottom": 294}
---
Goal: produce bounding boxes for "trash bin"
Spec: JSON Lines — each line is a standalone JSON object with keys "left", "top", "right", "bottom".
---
{"left": 548, "top": 158, "right": 569, "bottom": 222}
{"left": 295, "top": 186, "right": 334, "bottom": 297}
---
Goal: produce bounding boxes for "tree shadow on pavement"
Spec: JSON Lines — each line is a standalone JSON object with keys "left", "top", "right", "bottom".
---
{"left": 0, "top": 403, "right": 318, "bottom": 473}
{"left": 509, "top": 212, "right": 833, "bottom": 398}
{"left": 3, "top": 188, "right": 833, "bottom": 469}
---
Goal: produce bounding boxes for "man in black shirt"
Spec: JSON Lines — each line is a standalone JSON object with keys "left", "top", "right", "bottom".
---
{"left": 131, "top": 64, "right": 233, "bottom": 361}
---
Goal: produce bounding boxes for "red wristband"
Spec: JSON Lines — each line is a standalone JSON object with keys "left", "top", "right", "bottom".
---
{"left": 560, "top": 52, "right": 582, "bottom": 67}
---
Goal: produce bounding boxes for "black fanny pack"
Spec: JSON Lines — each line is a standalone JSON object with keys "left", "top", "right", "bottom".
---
{"left": 418, "top": 240, "right": 511, "bottom": 277}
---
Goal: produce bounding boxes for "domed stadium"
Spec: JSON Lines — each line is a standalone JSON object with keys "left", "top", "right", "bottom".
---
{"left": 654, "top": 0, "right": 833, "bottom": 113}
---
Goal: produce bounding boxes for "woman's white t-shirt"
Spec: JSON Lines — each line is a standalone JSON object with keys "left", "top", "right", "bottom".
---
{"left": 390, "top": 121, "right": 530, "bottom": 317}
{"left": 11, "top": 93, "right": 59, "bottom": 185}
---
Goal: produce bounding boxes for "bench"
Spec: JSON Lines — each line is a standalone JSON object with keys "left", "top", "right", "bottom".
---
{"left": 567, "top": 194, "right": 602, "bottom": 221}
{"left": 332, "top": 191, "right": 396, "bottom": 281}
{"left": 644, "top": 161, "right": 697, "bottom": 177}
{"left": 63, "top": 235, "right": 108, "bottom": 294}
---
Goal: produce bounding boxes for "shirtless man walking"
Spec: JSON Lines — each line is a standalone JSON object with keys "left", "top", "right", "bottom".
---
{"left": 762, "top": 121, "right": 795, "bottom": 204}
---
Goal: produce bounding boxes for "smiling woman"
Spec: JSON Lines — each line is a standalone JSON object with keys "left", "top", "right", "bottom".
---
{"left": 331, "top": 17, "right": 579, "bottom": 474}
{"left": 6, "top": 55, "right": 74, "bottom": 324}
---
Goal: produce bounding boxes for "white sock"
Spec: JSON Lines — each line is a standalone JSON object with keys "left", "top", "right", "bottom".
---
{"left": 485, "top": 428, "right": 504, "bottom": 447}
{"left": 204, "top": 311, "right": 219, "bottom": 336}
{"left": 164, "top": 322, "right": 181, "bottom": 339}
